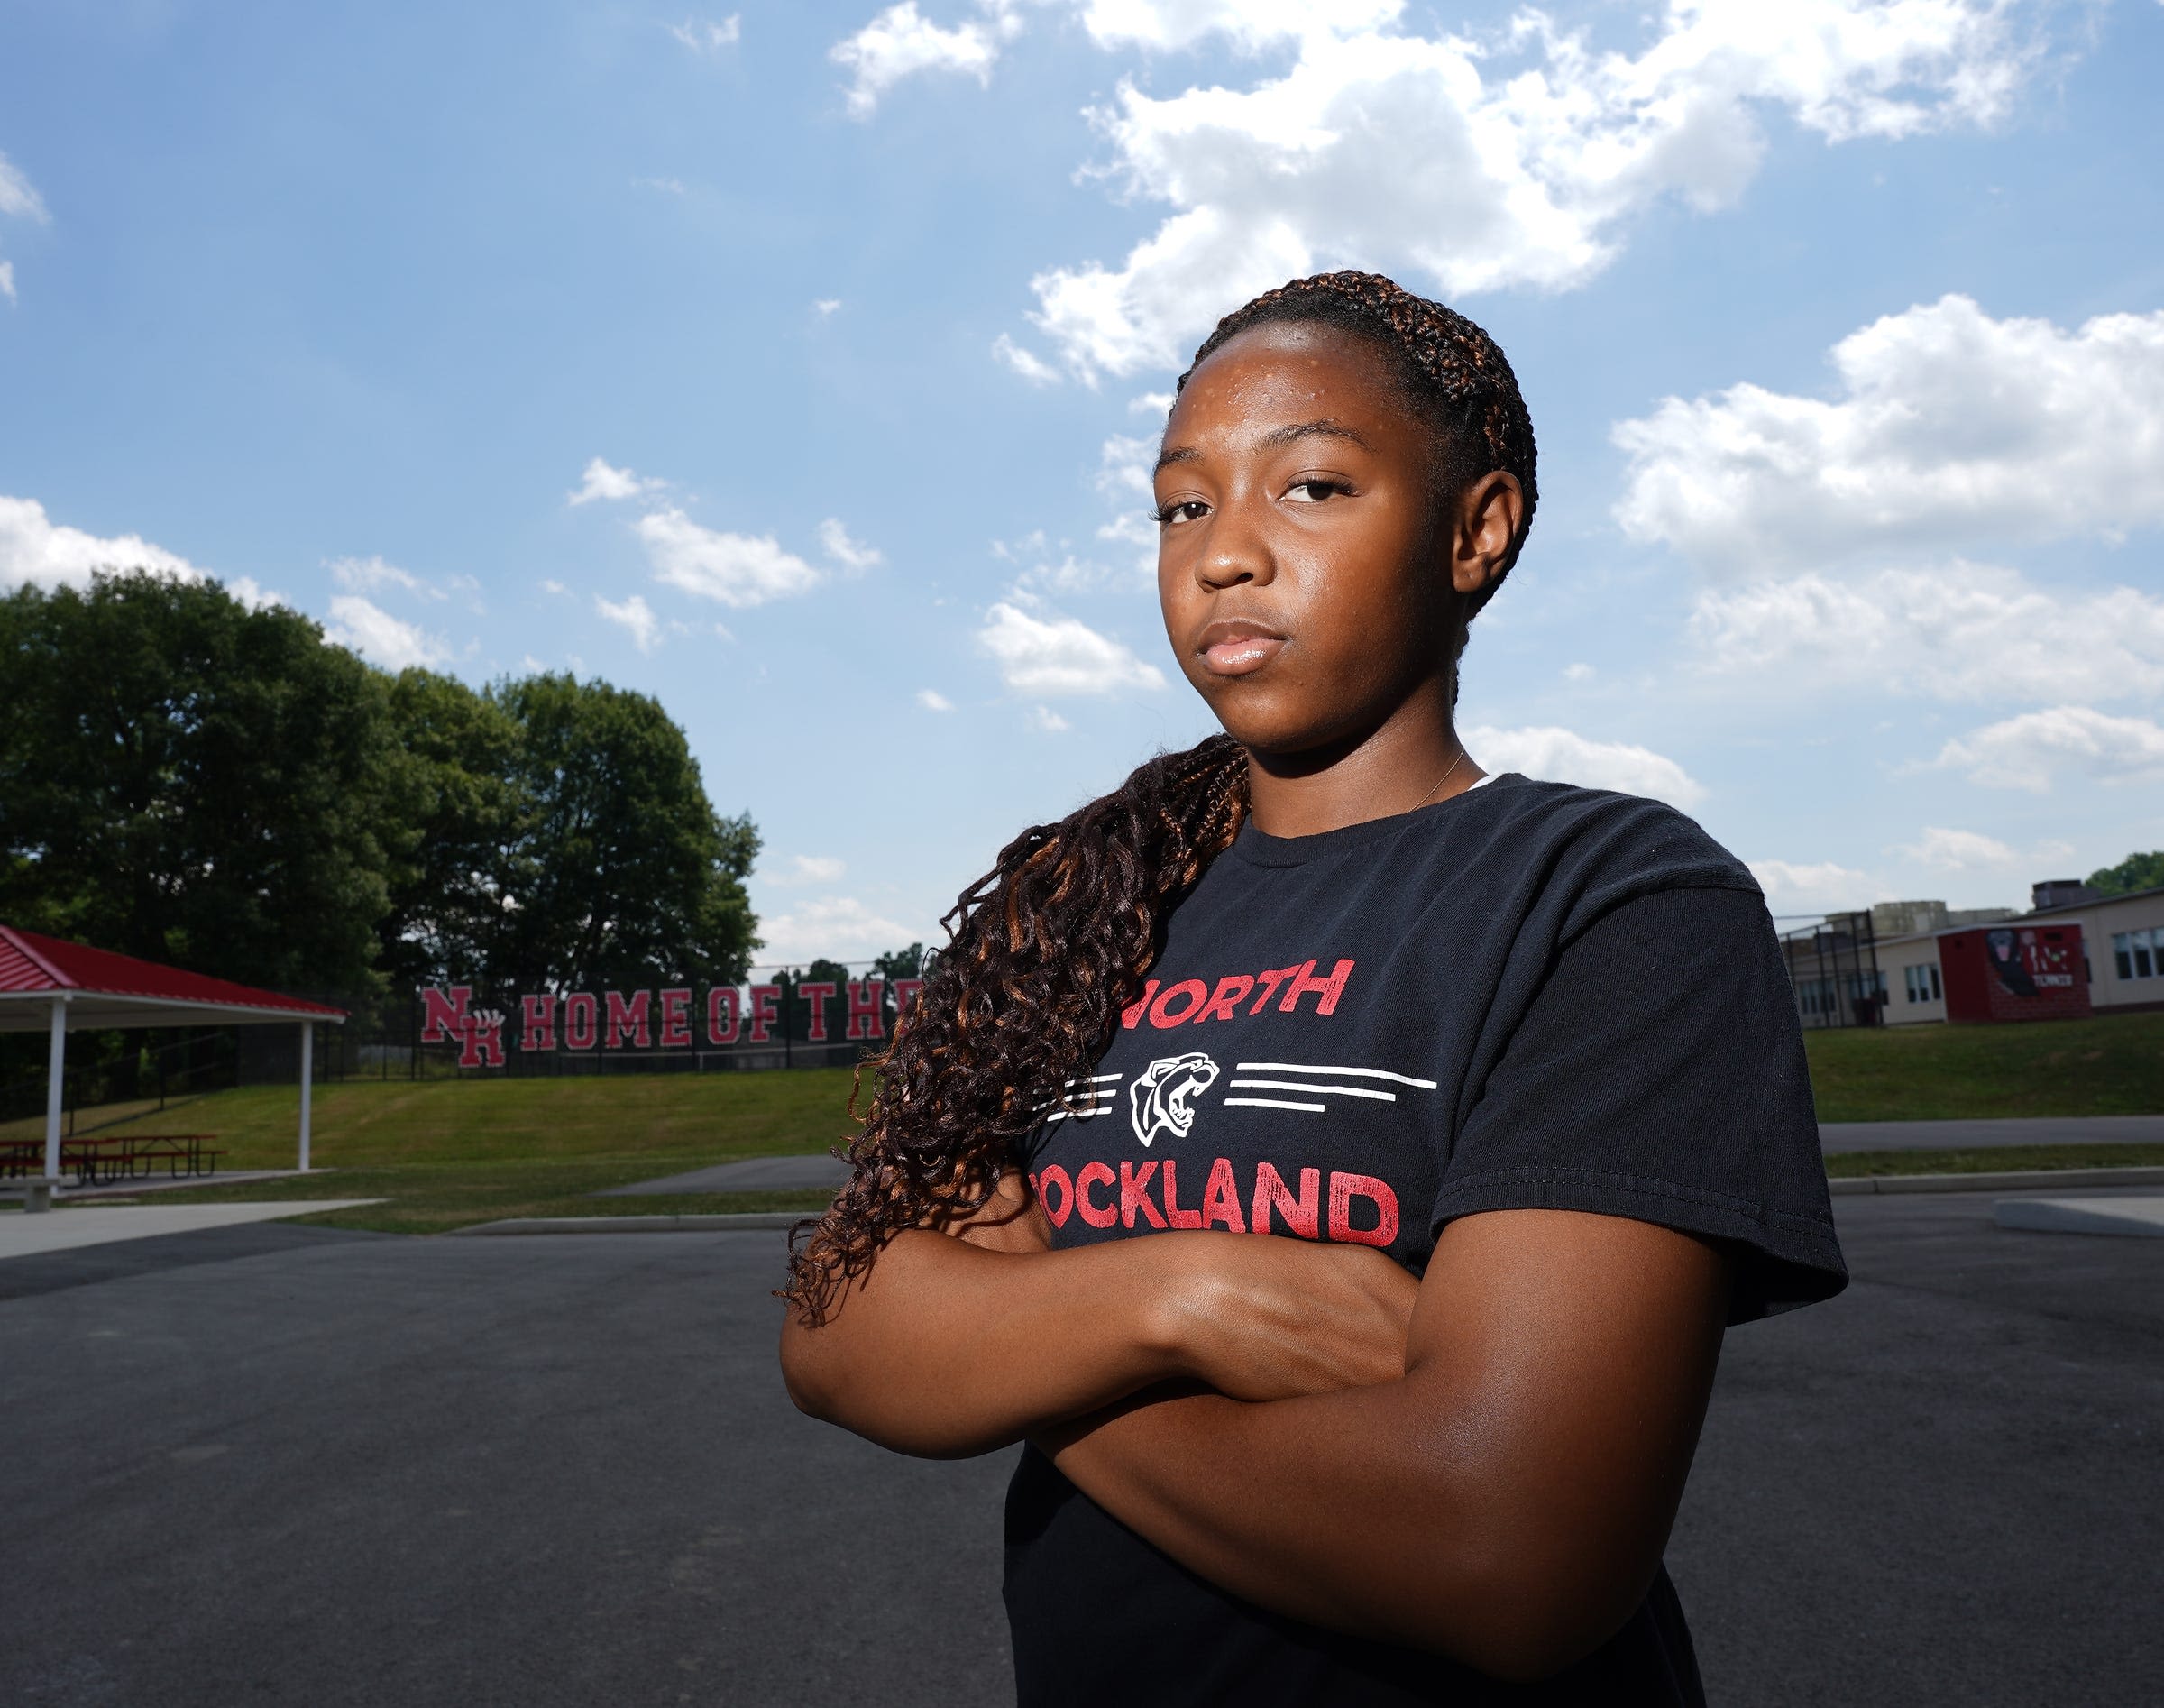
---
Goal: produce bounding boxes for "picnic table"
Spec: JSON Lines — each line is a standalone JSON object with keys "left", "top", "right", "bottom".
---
{"left": 0, "top": 1134, "right": 224, "bottom": 1188}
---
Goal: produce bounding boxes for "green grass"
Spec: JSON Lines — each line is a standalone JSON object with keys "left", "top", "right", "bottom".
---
{"left": 1825, "top": 1143, "right": 2164, "bottom": 1177}
{"left": 69, "top": 1069, "right": 867, "bottom": 1171}
{"left": 1803, "top": 1013, "right": 2164, "bottom": 1122}
{"left": 25, "top": 1070, "right": 867, "bottom": 1234}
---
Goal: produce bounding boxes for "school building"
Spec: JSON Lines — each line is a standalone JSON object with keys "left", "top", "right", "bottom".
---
{"left": 1785, "top": 881, "right": 2164, "bottom": 1030}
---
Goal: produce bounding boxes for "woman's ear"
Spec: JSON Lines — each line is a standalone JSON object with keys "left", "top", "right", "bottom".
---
{"left": 1450, "top": 472, "right": 1525, "bottom": 600}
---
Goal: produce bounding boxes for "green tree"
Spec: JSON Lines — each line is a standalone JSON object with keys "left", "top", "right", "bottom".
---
{"left": 873, "top": 943, "right": 927, "bottom": 980}
{"left": 493, "top": 674, "right": 759, "bottom": 991}
{"left": 379, "top": 668, "right": 527, "bottom": 995}
{"left": 2087, "top": 851, "right": 2164, "bottom": 897}
{"left": 0, "top": 572, "right": 398, "bottom": 996}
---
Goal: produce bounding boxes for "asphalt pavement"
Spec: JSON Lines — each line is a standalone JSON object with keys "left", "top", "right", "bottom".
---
{"left": 3, "top": 1194, "right": 2159, "bottom": 1706}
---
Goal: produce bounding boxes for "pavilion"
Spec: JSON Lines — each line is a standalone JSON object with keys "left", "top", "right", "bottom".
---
{"left": 0, "top": 925, "right": 345, "bottom": 1209}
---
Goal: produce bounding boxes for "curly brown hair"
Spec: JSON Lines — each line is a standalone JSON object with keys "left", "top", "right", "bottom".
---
{"left": 782, "top": 271, "right": 1537, "bottom": 1322}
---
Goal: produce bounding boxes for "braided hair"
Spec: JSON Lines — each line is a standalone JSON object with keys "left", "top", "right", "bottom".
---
{"left": 783, "top": 271, "right": 1536, "bottom": 1321}
{"left": 1180, "top": 269, "right": 1539, "bottom": 615}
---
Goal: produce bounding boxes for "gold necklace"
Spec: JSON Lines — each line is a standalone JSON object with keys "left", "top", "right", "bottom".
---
{"left": 1408, "top": 743, "right": 1471, "bottom": 812}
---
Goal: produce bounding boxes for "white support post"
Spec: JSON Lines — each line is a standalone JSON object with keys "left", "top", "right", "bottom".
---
{"left": 298, "top": 1021, "right": 314, "bottom": 1173}
{"left": 42, "top": 995, "right": 68, "bottom": 1197}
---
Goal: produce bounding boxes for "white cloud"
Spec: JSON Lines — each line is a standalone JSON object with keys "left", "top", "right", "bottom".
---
{"left": 1015, "top": 552, "right": 1135, "bottom": 594}
{"left": 329, "top": 554, "right": 436, "bottom": 600}
{"left": 1616, "top": 297, "right": 2164, "bottom": 572}
{"left": 1933, "top": 706, "right": 2164, "bottom": 792}
{"left": 818, "top": 517, "right": 885, "bottom": 570}
{"left": 814, "top": 298, "right": 843, "bottom": 316}
{"left": 1563, "top": 662, "right": 1596, "bottom": 682}
{"left": 993, "top": 332, "right": 1061, "bottom": 385}
{"left": 1072, "top": 0, "right": 1402, "bottom": 52}
{"left": 832, "top": 2, "right": 1022, "bottom": 119}
{"left": 1017, "top": 2, "right": 2037, "bottom": 379}
{"left": 1688, "top": 564, "right": 2164, "bottom": 702}
{"left": 634, "top": 175, "right": 689, "bottom": 195}
{"left": 0, "top": 152, "right": 47, "bottom": 223}
{"left": 667, "top": 14, "right": 741, "bottom": 52}
{"left": 595, "top": 592, "right": 664, "bottom": 653}
{"left": 636, "top": 510, "right": 825, "bottom": 607}
{"left": 1029, "top": 704, "right": 1071, "bottom": 731}
{"left": 977, "top": 600, "right": 1167, "bottom": 695}
{"left": 0, "top": 494, "right": 283, "bottom": 607}
{"left": 761, "top": 853, "right": 848, "bottom": 887}
{"left": 1893, "top": 825, "right": 2019, "bottom": 871}
{"left": 1749, "top": 859, "right": 1878, "bottom": 911}
{"left": 1096, "top": 431, "right": 1156, "bottom": 504}
{"left": 1465, "top": 723, "right": 1706, "bottom": 808}
{"left": 756, "top": 895, "right": 921, "bottom": 963}
{"left": 0, "top": 493, "right": 204, "bottom": 590}
{"left": 567, "top": 456, "right": 665, "bottom": 507}
{"left": 325, "top": 595, "right": 450, "bottom": 670}
{"left": 1890, "top": 825, "right": 2075, "bottom": 875}
{"left": 540, "top": 578, "right": 570, "bottom": 596}
{"left": 916, "top": 688, "right": 956, "bottom": 711}
{"left": 0, "top": 261, "right": 14, "bottom": 305}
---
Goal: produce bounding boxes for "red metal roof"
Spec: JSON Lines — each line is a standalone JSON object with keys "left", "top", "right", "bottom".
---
{"left": 0, "top": 926, "right": 347, "bottom": 1022}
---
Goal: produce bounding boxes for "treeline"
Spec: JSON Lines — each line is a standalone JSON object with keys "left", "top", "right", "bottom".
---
{"left": 0, "top": 571, "right": 760, "bottom": 1006}
{"left": 2089, "top": 851, "right": 2164, "bottom": 896}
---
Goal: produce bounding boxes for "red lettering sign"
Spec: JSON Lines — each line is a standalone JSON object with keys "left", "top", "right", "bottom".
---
{"left": 653, "top": 987, "right": 688, "bottom": 1051}
{"left": 564, "top": 992, "right": 598, "bottom": 1051}
{"left": 846, "top": 979, "right": 885, "bottom": 1041}
{"left": 797, "top": 982, "right": 837, "bottom": 1043}
{"left": 520, "top": 994, "right": 556, "bottom": 1052}
{"left": 747, "top": 985, "right": 780, "bottom": 1045}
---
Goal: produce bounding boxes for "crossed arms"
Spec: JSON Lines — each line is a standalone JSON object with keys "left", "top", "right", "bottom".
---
{"left": 779, "top": 1173, "right": 1728, "bottom": 1683}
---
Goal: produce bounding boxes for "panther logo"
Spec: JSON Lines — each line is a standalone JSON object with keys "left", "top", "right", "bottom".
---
{"left": 1129, "top": 1052, "right": 1220, "bottom": 1149}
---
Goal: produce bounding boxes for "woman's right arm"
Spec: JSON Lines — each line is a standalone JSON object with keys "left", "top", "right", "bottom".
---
{"left": 779, "top": 1171, "right": 1417, "bottom": 1459}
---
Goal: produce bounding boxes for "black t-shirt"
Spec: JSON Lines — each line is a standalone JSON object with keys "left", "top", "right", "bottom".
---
{"left": 1004, "top": 773, "right": 1848, "bottom": 1706}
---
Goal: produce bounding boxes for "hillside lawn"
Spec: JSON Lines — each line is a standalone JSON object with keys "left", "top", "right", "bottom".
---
{"left": 1802, "top": 1012, "right": 2164, "bottom": 1122}
{"left": 5, "top": 1014, "right": 2158, "bottom": 1234}
{"left": 6, "top": 1070, "right": 867, "bottom": 1235}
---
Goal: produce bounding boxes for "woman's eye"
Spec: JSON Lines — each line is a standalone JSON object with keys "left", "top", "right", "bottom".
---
{"left": 1284, "top": 478, "right": 1348, "bottom": 504}
{"left": 1155, "top": 500, "right": 1209, "bottom": 526}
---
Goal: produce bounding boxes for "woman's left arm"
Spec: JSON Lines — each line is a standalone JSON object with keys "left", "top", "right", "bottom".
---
{"left": 1040, "top": 1206, "right": 1729, "bottom": 1684}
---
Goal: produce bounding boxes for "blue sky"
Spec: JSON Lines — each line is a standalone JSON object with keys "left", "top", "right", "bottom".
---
{"left": 5, "top": 0, "right": 2163, "bottom": 964}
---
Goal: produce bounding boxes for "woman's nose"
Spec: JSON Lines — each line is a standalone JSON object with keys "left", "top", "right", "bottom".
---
{"left": 1196, "top": 496, "right": 1274, "bottom": 591}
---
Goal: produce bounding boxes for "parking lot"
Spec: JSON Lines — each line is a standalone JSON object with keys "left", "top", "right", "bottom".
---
{"left": 3, "top": 1191, "right": 2159, "bottom": 1706}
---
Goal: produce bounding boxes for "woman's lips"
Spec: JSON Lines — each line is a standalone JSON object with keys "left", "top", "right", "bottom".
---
{"left": 1198, "top": 622, "right": 1288, "bottom": 676}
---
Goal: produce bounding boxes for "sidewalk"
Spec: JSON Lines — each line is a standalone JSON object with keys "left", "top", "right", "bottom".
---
{"left": 0, "top": 1202, "right": 381, "bottom": 1260}
{"left": 1819, "top": 1115, "right": 2164, "bottom": 1152}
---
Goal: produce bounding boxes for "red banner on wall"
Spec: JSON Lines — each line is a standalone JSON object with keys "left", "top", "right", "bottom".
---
{"left": 1939, "top": 924, "right": 2090, "bottom": 1024}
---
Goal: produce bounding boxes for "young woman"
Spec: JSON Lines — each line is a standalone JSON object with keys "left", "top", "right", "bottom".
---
{"left": 780, "top": 271, "right": 1846, "bottom": 1705}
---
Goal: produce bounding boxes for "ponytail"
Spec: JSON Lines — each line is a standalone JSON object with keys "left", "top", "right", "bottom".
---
{"left": 784, "top": 735, "right": 1248, "bottom": 1321}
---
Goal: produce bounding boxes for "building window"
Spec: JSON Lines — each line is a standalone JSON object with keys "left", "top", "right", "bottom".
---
{"left": 2116, "top": 932, "right": 2132, "bottom": 979}
{"left": 1903, "top": 963, "right": 1942, "bottom": 1003}
{"left": 2137, "top": 930, "right": 2157, "bottom": 980}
